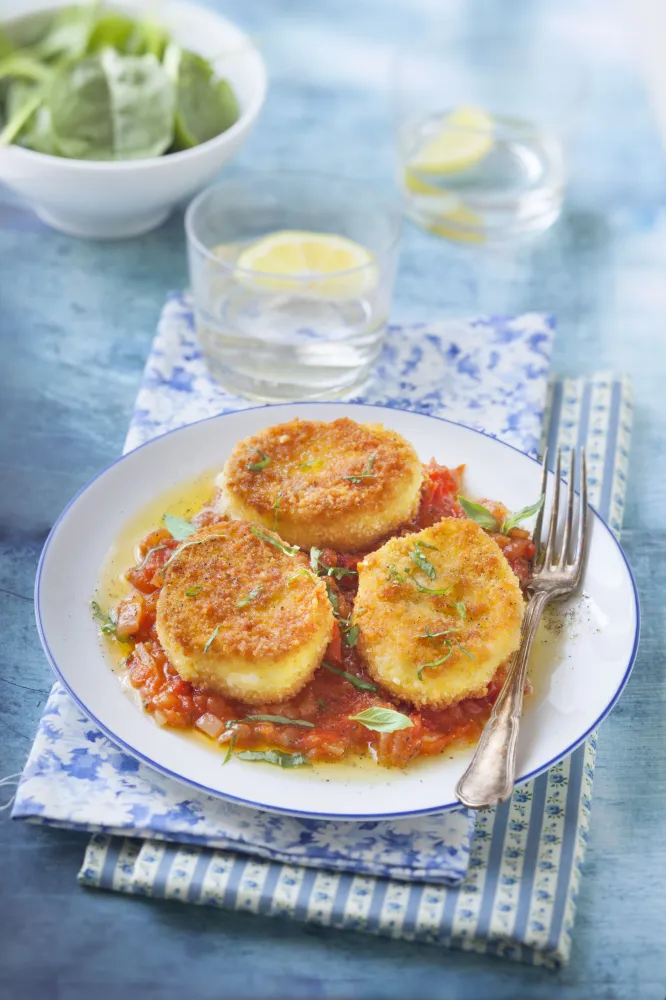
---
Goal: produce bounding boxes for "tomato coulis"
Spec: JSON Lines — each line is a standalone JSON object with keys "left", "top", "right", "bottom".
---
{"left": 117, "top": 462, "right": 534, "bottom": 768}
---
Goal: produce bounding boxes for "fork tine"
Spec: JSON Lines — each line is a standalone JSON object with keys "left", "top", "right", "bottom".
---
{"left": 573, "top": 447, "right": 588, "bottom": 582}
{"left": 559, "top": 448, "right": 576, "bottom": 566}
{"left": 542, "top": 447, "right": 561, "bottom": 568}
{"left": 532, "top": 447, "right": 549, "bottom": 564}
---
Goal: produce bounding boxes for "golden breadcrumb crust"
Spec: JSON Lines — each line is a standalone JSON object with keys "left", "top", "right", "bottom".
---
{"left": 156, "top": 520, "right": 334, "bottom": 704}
{"left": 355, "top": 518, "right": 524, "bottom": 709}
{"left": 220, "top": 418, "right": 423, "bottom": 551}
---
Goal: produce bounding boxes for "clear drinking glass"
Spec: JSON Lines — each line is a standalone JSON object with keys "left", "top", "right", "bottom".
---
{"left": 395, "top": 34, "right": 584, "bottom": 243}
{"left": 186, "top": 172, "right": 402, "bottom": 402}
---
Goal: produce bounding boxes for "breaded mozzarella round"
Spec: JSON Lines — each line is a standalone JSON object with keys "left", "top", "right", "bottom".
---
{"left": 355, "top": 518, "right": 525, "bottom": 709}
{"left": 156, "top": 521, "right": 334, "bottom": 704}
{"left": 220, "top": 418, "right": 423, "bottom": 551}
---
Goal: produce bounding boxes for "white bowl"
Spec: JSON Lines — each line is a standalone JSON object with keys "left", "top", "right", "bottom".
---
{"left": 0, "top": 0, "right": 267, "bottom": 238}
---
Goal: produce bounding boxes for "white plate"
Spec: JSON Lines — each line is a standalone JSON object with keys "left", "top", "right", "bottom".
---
{"left": 35, "top": 403, "right": 639, "bottom": 820}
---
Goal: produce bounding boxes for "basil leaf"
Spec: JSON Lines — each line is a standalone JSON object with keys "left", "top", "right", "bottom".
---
{"left": 235, "top": 749, "right": 311, "bottom": 768}
{"left": 343, "top": 624, "right": 360, "bottom": 648}
{"left": 163, "top": 43, "right": 239, "bottom": 150}
{"left": 244, "top": 714, "right": 314, "bottom": 728}
{"left": 250, "top": 526, "right": 299, "bottom": 556}
{"left": 322, "top": 661, "right": 377, "bottom": 692}
{"left": 203, "top": 623, "right": 221, "bottom": 653}
{"left": 235, "top": 585, "right": 263, "bottom": 608}
{"left": 501, "top": 495, "right": 545, "bottom": 535}
{"left": 410, "top": 542, "right": 437, "bottom": 580}
{"left": 454, "top": 600, "right": 467, "bottom": 620}
{"left": 458, "top": 645, "right": 476, "bottom": 660}
{"left": 457, "top": 496, "right": 499, "bottom": 532}
{"left": 163, "top": 513, "right": 197, "bottom": 541}
{"left": 349, "top": 707, "right": 413, "bottom": 733}
{"left": 185, "top": 586, "right": 203, "bottom": 597}
{"left": 310, "top": 546, "right": 323, "bottom": 573}
{"left": 317, "top": 697, "right": 328, "bottom": 709}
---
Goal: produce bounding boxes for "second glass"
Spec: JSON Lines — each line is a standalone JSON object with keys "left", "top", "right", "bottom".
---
{"left": 395, "top": 34, "right": 584, "bottom": 244}
{"left": 186, "top": 173, "right": 402, "bottom": 402}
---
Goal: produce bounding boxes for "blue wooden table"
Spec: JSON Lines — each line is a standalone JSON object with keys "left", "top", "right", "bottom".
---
{"left": 1, "top": 1, "right": 665, "bottom": 997}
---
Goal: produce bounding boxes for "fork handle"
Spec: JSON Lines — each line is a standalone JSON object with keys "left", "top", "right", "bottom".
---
{"left": 455, "top": 591, "right": 550, "bottom": 810}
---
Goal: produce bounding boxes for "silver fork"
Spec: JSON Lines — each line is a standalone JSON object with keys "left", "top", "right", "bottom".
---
{"left": 455, "top": 446, "right": 589, "bottom": 810}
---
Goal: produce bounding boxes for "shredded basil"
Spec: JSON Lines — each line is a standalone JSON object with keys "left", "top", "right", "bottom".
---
{"left": 272, "top": 491, "right": 282, "bottom": 530}
{"left": 417, "top": 649, "right": 453, "bottom": 680}
{"left": 244, "top": 714, "right": 314, "bottom": 728}
{"left": 410, "top": 541, "right": 437, "bottom": 579}
{"left": 203, "top": 623, "right": 221, "bottom": 653}
{"left": 322, "top": 660, "right": 377, "bottom": 691}
{"left": 185, "top": 586, "right": 203, "bottom": 597}
{"left": 235, "top": 585, "right": 263, "bottom": 608}
{"left": 135, "top": 543, "right": 167, "bottom": 571}
{"left": 342, "top": 454, "right": 376, "bottom": 483}
{"left": 343, "top": 624, "right": 360, "bottom": 648}
{"left": 235, "top": 749, "right": 311, "bottom": 768}
{"left": 325, "top": 579, "right": 339, "bottom": 614}
{"left": 221, "top": 732, "right": 237, "bottom": 765}
{"left": 413, "top": 580, "right": 453, "bottom": 596}
{"left": 246, "top": 447, "right": 270, "bottom": 471}
{"left": 386, "top": 565, "right": 406, "bottom": 584}
{"left": 251, "top": 526, "right": 299, "bottom": 556}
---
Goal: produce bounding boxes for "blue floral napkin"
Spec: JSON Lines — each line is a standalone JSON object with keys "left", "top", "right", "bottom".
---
{"left": 14, "top": 297, "right": 553, "bottom": 889}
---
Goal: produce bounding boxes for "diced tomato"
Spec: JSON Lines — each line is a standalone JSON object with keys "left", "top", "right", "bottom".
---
{"left": 416, "top": 461, "right": 465, "bottom": 528}
{"left": 126, "top": 538, "right": 179, "bottom": 594}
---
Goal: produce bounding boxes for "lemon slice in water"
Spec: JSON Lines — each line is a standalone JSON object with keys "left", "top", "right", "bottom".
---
{"left": 403, "top": 170, "right": 486, "bottom": 243}
{"left": 409, "top": 105, "right": 494, "bottom": 175}
{"left": 236, "top": 230, "right": 376, "bottom": 298}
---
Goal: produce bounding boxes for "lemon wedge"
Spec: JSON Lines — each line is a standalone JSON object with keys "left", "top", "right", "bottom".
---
{"left": 408, "top": 105, "right": 494, "bottom": 175}
{"left": 236, "top": 230, "right": 376, "bottom": 298}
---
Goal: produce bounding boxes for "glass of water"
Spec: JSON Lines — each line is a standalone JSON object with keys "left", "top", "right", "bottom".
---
{"left": 395, "top": 34, "right": 583, "bottom": 243}
{"left": 186, "top": 172, "right": 402, "bottom": 402}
